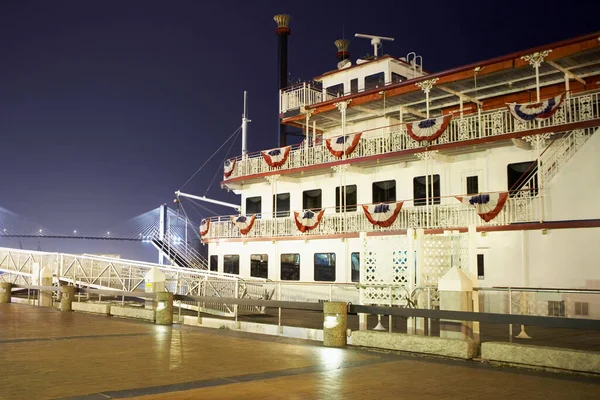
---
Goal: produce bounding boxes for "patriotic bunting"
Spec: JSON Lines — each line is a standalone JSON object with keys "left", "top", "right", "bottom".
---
{"left": 294, "top": 209, "right": 325, "bottom": 233}
{"left": 406, "top": 115, "right": 452, "bottom": 142}
{"left": 223, "top": 159, "right": 236, "bottom": 179}
{"left": 261, "top": 146, "right": 291, "bottom": 168}
{"left": 507, "top": 93, "right": 566, "bottom": 123}
{"left": 455, "top": 192, "right": 508, "bottom": 222}
{"left": 230, "top": 214, "right": 256, "bottom": 235}
{"left": 362, "top": 202, "right": 403, "bottom": 228}
{"left": 325, "top": 132, "right": 362, "bottom": 158}
{"left": 199, "top": 219, "right": 210, "bottom": 237}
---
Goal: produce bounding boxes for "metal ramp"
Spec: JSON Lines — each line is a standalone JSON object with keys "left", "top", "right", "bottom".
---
{"left": 0, "top": 247, "right": 270, "bottom": 317}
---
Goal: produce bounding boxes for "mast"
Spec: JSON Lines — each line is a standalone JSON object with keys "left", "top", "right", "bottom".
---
{"left": 241, "top": 91, "right": 250, "bottom": 158}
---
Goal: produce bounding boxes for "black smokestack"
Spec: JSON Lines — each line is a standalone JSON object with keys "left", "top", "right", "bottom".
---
{"left": 274, "top": 14, "right": 290, "bottom": 147}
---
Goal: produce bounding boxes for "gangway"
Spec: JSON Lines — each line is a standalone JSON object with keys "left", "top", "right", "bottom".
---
{"left": 0, "top": 247, "right": 271, "bottom": 317}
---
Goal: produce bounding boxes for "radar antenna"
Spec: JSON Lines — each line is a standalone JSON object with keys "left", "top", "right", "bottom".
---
{"left": 354, "top": 33, "right": 394, "bottom": 58}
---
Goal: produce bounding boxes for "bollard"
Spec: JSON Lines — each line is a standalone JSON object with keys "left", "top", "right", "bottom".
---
{"left": 155, "top": 292, "right": 174, "bottom": 325}
{"left": 0, "top": 282, "right": 12, "bottom": 303}
{"left": 60, "top": 285, "right": 76, "bottom": 311}
{"left": 323, "top": 301, "right": 348, "bottom": 347}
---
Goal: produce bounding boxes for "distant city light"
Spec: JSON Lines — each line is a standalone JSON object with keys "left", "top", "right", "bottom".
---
{"left": 73, "top": 230, "right": 77, "bottom": 234}
{"left": 39, "top": 229, "right": 43, "bottom": 233}
{"left": 107, "top": 231, "right": 110, "bottom": 235}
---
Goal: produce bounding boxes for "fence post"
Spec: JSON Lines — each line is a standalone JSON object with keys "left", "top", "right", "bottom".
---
{"left": 60, "top": 285, "right": 76, "bottom": 311}
{"left": 323, "top": 301, "right": 348, "bottom": 347}
{"left": 0, "top": 282, "right": 12, "bottom": 303}
{"left": 155, "top": 292, "right": 174, "bottom": 325}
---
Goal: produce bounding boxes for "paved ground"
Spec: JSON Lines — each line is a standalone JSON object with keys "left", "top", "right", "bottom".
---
{"left": 0, "top": 304, "right": 599, "bottom": 400}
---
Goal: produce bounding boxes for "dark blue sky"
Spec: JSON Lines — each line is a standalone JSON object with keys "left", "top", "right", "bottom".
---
{"left": 0, "top": 0, "right": 597, "bottom": 254}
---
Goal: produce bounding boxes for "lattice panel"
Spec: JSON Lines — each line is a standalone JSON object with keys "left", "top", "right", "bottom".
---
{"left": 361, "top": 234, "right": 412, "bottom": 305}
{"left": 420, "top": 232, "right": 468, "bottom": 287}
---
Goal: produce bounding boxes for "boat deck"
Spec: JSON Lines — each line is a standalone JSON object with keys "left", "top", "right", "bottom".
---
{"left": 1, "top": 303, "right": 598, "bottom": 399}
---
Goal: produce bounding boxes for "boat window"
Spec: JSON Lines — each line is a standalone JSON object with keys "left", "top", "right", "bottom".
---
{"left": 351, "top": 252, "right": 360, "bottom": 283}
{"left": 302, "top": 189, "right": 322, "bottom": 210}
{"left": 273, "top": 193, "right": 290, "bottom": 218}
{"left": 477, "top": 254, "right": 484, "bottom": 280}
{"left": 223, "top": 255, "right": 239, "bottom": 275}
{"left": 209, "top": 255, "right": 218, "bottom": 272}
{"left": 326, "top": 83, "right": 344, "bottom": 97}
{"left": 365, "top": 72, "right": 385, "bottom": 91}
{"left": 548, "top": 301, "right": 565, "bottom": 317}
{"left": 281, "top": 253, "right": 300, "bottom": 281}
{"left": 392, "top": 72, "right": 406, "bottom": 83}
{"left": 372, "top": 180, "right": 396, "bottom": 203}
{"left": 350, "top": 78, "right": 358, "bottom": 94}
{"left": 246, "top": 196, "right": 262, "bottom": 216}
{"left": 507, "top": 161, "right": 537, "bottom": 196}
{"left": 336, "top": 185, "right": 357, "bottom": 212}
{"left": 413, "top": 175, "right": 440, "bottom": 206}
{"left": 466, "top": 176, "right": 479, "bottom": 195}
{"left": 250, "top": 254, "right": 268, "bottom": 279}
{"left": 314, "top": 253, "right": 336, "bottom": 282}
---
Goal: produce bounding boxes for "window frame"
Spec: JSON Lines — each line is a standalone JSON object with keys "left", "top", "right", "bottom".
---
{"left": 314, "top": 252, "right": 336, "bottom": 282}
{"left": 223, "top": 254, "right": 239, "bottom": 275}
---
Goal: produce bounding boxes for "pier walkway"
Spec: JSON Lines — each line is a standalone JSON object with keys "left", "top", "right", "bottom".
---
{"left": 1, "top": 304, "right": 599, "bottom": 400}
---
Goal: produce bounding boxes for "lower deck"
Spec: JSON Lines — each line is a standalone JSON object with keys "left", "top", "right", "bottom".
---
{"left": 1, "top": 304, "right": 599, "bottom": 399}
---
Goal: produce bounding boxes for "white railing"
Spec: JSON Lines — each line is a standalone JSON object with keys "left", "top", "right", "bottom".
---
{"left": 540, "top": 127, "right": 596, "bottom": 185}
{"left": 205, "top": 190, "right": 538, "bottom": 240}
{"left": 280, "top": 83, "right": 336, "bottom": 113}
{"left": 232, "top": 91, "right": 600, "bottom": 180}
{"left": 0, "top": 248, "right": 269, "bottom": 316}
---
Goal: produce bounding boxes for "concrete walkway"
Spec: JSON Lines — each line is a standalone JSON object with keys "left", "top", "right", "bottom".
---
{"left": 0, "top": 304, "right": 598, "bottom": 400}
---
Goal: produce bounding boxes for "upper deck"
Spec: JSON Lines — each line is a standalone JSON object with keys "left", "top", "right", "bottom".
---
{"left": 222, "top": 33, "right": 600, "bottom": 189}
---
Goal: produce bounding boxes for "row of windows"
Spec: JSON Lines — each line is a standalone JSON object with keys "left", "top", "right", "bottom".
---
{"left": 210, "top": 253, "right": 361, "bottom": 282}
{"left": 326, "top": 72, "right": 406, "bottom": 96}
{"left": 246, "top": 161, "right": 536, "bottom": 216}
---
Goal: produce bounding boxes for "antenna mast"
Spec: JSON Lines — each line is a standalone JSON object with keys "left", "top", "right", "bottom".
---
{"left": 241, "top": 91, "right": 250, "bottom": 158}
{"left": 354, "top": 33, "right": 394, "bottom": 57}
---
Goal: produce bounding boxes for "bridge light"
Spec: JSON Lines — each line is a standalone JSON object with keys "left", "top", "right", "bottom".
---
{"left": 73, "top": 230, "right": 77, "bottom": 235}
{"left": 39, "top": 229, "right": 43, "bottom": 233}
{"left": 107, "top": 231, "right": 110, "bottom": 235}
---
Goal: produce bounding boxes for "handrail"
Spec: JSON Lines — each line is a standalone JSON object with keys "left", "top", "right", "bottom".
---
{"left": 227, "top": 91, "right": 600, "bottom": 181}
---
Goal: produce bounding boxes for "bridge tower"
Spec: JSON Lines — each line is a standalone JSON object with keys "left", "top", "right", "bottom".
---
{"left": 158, "top": 204, "right": 167, "bottom": 265}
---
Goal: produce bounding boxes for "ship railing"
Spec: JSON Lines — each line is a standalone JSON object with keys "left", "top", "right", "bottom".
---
{"left": 230, "top": 90, "right": 600, "bottom": 181}
{"left": 205, "top": 188, "right": 539, "bottom": 240}
{"left": 280, "top": 82, "right": 337, "bottom": 113}
{"left": 0, "top": 247, "right": 270, "bottom": 317}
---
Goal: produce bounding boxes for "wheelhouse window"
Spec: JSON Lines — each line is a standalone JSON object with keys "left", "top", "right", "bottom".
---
{"left": 281, "top": 253, "right": 300, "bottom": 281}
{"left": 466, "top": 176, "right": 479, "bottom": 195}
{"left": 246, "top": 196, "right": 262, "bottom": 216}
{"left": 365, "top": 72, "right": 385, "bottom": 91}
{"left": 507, "top": 161, "right": 538, "bottom": 196}
{"left": 336, "top": 185, "right": 357, "bottom": 212}
{"left": 314, "top": 253, "right": 336, "bottom": 282}
{"left": 273, "top": 193, "right": 290, "bottom": 218}
{"left": 372, "top": 180, "right": 396, "bottom": 203}
{"left": 327, "top": 83, "right": 344, "bottom": 97}
{"left": 351, "top": 252, "right": 360, "bottom": 283}
{"left": 209, "top": 255, "right": 218, "bottom": 272}
{"left": 302, "top": 189, "right": 322, "bottom": 210}
{"left": 250, "top": 254, "right": 268, "bottom": 279}
{"left": 223, "top": 255, "right": 239, "bottom": 275}
{"left": 392, "top": 72, "right": 407, "bottom": 84}
{"left": 350, "top": 78, "right": 358, "bottom": 94}
{"left": 413, "top": 175, "right": 440, "bottom": 206}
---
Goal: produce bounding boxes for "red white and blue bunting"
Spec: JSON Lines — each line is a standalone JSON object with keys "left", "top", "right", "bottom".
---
{"left": 362, "top": 202, "right": 404, "bottom": 228}
{"left": 507, "top": 93, "right": 566, "bottom": 123}
{"left": 294, "top": 209, "right": 325, "bottom": 233}
{"left": 325, "top": 132, "right": 362, "bottom": 158}
{"left": 261, "top": 146, "right": 291, "bottom": 168}
{"left": 223, "top": 159, "right": 236, "bottom": 179}
{"left": 230, "top": 214, "right": 256, "bottom": 235}
{"left": 455, "top": 192, "right": 508, "bottom": 222}
{"left": 199, "top": 218, "right": 210, "bottom": 237}
{"left": 406, "top": 115, "right": 452, "bottom": 142}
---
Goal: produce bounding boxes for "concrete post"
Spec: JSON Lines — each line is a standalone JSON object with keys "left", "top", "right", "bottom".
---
{"left": 0, "top": 282, "right": 12, "bottom": 303}
{"left": 323, "top": 301, "right": 348, "bottom": 347}
{"left": 439, "top": 267, "right": 474, "bottom": 340}
{"left": 145, "top": 266, "right": 166, "bottom": 310}
{"left": 155, "top": 292, "right": 174, "bottom": 325}
{"left": 33, "top": 264, "right": 54, "bottom": 307}
{"left": 60, "top": 285, "right": 76, "bottom": 311}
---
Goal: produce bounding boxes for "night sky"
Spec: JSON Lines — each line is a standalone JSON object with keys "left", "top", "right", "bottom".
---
{"left": 0, "top": 0, "right": 597, "bottom": 259}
